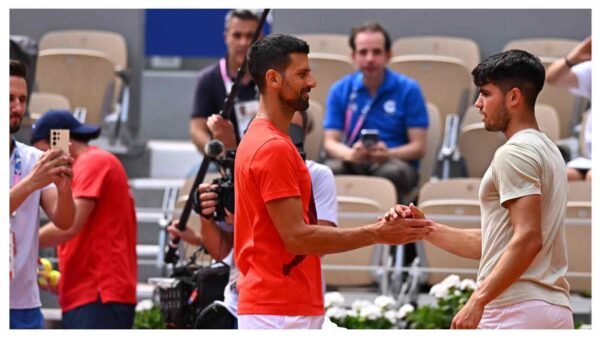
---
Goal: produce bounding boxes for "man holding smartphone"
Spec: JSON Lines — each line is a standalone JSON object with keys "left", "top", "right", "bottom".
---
{"left": 323, "top": 22, "right": 429, "bottom": 200}
{"left": 31, "top": 110, "right": 138, "bottom": 329}
{"left": 9, "top": 60, "right": 75, "bottom": 329}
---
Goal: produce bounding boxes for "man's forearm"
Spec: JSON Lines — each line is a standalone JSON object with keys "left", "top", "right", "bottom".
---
{"left": 39, "top": 222, "right": 74, "bottom": 248}
{"left": 388, "top": 142, "right": 424, "bottom": 161}
{"left": 200, "top": 218, "right": 233, "bottom": 260}
{"left": 190, "top": 129, "right": 210, "bottom": 153}
{"left": 10, "top": 177, "right": 36, "bottom": 214}
{"left": 52, "top": 188, "right": 75, "bottom": 230}
{"left": 426, "top": 223, "right": 481, "bottom": 260}
{"left": 324, "top": 139, "right": 351, "bottom": 161}
{"left": 285, "top": 222, "right": 380, "bottom": 255}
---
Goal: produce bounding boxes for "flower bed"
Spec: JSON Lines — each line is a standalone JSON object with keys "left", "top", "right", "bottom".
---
{"left": 324, "top": 274, "right": 476, "bottom": 329}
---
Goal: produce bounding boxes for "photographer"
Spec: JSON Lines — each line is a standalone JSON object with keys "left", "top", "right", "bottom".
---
{"left": 167, "top": 110, "right": 338, "bottom": 329}
{"left": 234, "top": 33, "right": 432, "bottom": 329}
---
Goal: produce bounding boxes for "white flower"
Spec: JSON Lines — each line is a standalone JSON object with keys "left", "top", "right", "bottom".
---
{"left": 325, "top": 306, "right": 347, "bottom": 320}
{"left": 135, "top": 299, "right": 154, "bottom": 312}
{"left": 441, "top": 274, "right": 461, "bottom": 289}
{"left": 429, "top": 283, "right": 449, "bottom": 298}
{"left": 324, "top": 292, "right": 345, "bottom": 308}
{"left": 459, "top": 278, "right": 476, "bottom": 291}
{"left": 351, "top": 299, "right": 372, "bottom": 312}
{"left": 374, "top": 295, "right": 396, "bottom": 310}
{"left": 346, "top": 309, "right": 358, "bottom": 318}
{"left": 397, "top": 303, "right": 415, "bottom": 319}
{"left": 384, "top": 310, "right": 397, "bottom": 324}
{"left": 454, "top": 290, "right": 462, "bottom": 296}
{"left": 359, "top": 305, "right": 382, "bottom": 320}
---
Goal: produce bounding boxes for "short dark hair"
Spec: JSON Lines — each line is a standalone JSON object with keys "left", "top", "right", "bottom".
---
{"left": 247, "top": 34, "right": 310, "bottom": 92}
{"left": 349, "top": 21, "right": 391, "bottom": 52}
{"left": 224, "top": 9, "right": 259, "bottom": 30}
{"left": 10, "top": 59, "right": 27, "bottom": 79}
{"left": 471, "top": 49, "right": 545, "bottom": 109}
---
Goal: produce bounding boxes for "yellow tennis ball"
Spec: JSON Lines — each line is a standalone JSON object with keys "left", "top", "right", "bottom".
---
{"left": 39, "top": 258, "right": 53, "bottom": 273}
{"left": 38, "top": 276, "right": 48, "bottom": 288}
{"left": 49, "top": 270, "right": 61, "bottom": 288}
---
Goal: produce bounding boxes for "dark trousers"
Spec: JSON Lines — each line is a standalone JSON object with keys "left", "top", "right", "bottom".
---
{"left": 62, "top": 298, "right": 135, "bottom": 329}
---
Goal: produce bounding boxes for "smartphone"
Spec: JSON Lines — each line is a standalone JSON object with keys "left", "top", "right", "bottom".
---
{"left": 360, "top": 129, "right": 380, "bottom": 147}
{"left": 50, "top": 129, "right": 70, "bottom": 155}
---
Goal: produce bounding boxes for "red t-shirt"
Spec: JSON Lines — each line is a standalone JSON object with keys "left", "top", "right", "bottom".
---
{"left": 234, "top": 118, "right": 324, "bottom": 316}
{"left": 58, "top": 146, "right": 137, "bottom": 312}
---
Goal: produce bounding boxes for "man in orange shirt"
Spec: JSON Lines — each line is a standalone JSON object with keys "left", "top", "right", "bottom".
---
{"left": 234, "top": 34, "right": 433, "bottom": 329}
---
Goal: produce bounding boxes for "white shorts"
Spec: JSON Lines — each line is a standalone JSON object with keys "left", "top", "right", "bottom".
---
{"left": 238, "top": 314, "right": 324, "bottom": 329}
{"left": 478, "top": 299, "right": 573, "bottom": 329}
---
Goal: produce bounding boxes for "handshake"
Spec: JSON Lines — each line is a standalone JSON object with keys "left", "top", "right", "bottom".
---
{"left": 372, "top": 203, "right": 433, "bottom": 245}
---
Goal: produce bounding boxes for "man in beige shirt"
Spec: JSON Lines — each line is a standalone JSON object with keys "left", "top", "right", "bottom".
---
{"left": 388, "top": 49, "right": 572, "bottom": 329}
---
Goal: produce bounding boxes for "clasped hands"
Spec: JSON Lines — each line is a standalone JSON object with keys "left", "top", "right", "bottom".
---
{"left": 374, "top": 203, "right": 433, "bottom": 245}
{"left": 345, "top": 140, "right": 390, "bottom": 164}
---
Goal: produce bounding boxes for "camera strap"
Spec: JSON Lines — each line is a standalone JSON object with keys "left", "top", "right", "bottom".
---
{"left": 282, "top": 185, "right": 318, "bottom": 276}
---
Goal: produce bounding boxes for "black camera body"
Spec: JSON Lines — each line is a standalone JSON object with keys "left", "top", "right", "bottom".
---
{"left": 210, "top": 176, "right": 235, "bottom": 221}
{"left": 206, "top": 149, "right": 236, "bottom": 221}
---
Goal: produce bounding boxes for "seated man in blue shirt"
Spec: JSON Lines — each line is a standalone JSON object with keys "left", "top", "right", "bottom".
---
{"left": 323, "top": 22, "right": 428, "bottom": 199}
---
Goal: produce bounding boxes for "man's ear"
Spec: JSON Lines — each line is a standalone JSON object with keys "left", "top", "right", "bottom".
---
{"left": 507, "top": 87, "right": 522, "bottom": 108}
{"left": 265, "top": 69, "right": 281, "bottom": 90}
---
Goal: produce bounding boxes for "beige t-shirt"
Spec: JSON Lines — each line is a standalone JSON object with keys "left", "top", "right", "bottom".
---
{"left": 478, "top": 129, "right": 571, "bottom": 309}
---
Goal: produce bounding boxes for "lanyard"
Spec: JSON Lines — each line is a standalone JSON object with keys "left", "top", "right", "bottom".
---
{"left": 344, "top": 76, "right": 376, "bottom": 146}
{"left": 10, "top": 138, "right": 22, "bottom": 189}
{"left": 219, "top": 58, "right": 234, "bottom": 95}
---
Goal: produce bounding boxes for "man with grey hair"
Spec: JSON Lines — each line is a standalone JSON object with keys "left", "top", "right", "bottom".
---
{"left": 189, "top": 9, "right": 261, "bottom": 153}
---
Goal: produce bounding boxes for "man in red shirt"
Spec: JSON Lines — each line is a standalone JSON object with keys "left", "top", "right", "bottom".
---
{"left": 235, "top": 34, "right": 433, "bottom": 329}
{"left": 32, "top": 110, "right": 137, "bottom": 329}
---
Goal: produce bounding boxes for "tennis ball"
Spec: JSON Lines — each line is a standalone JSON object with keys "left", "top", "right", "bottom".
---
{"left": 39, "top": 258, "right": 53, "bottom": 273}
{"left": 49, "top": 270, "right": 61, "bottom": 288}
{"left": 38, "top": 275, "right": 48, "bottom": 288}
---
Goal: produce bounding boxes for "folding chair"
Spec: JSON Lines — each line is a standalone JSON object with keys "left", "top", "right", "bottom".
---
{"left": 567, "top": 181, "right": 591, "bottom": 202}
{"left": 391, "top": 35, "right": 481, "bottom": 72}
{"left": 458, "top": 123, "right": 506, "bottom": 177}
{"left": 40, "top": 30, "right": 127, "bottom": 70}
{"left": 304, "top": 100, "right": 324, "bottom": 162}
{"left": 535, "top": 103, "right": 560, "bottom": 142}
{"left": 329, "top": 176, "right": 397, "bottom": 290}
{"left": 417, "top": 200, "right": 481, "bottom": 285}
{"left": 389, "top": 54, "right": 473, "bottom": 123}
{"left": 418, "top": 102, "right": 442, "bottom": 187}
{"left": 502, "top": 38, "right": 580, "bottom": 59}
{"left": 35, "top": 48, "right": 115, "bottom": 125}
{"left": 322, "top": 196, "right": 384, "bottom": 288}
{"left": 296, "top": 33, "right": 351, "bottom": 56}
{"left": 565, "top": 201, "right": 591, "bottom": 293}
{"left": 539, "top": 59, "right": 583, "bottom": 139}
{"left": 334, "top": 175, "right": 397, "bottom": 208}
{"left": 308, "top": 53, "right": 355, "bottom": 111}
{"left": 418, "top": 178, "right": 481, "bottom": 204}
{"left": 28, "top": 92, "right": 70, "bottom": 120}
{"left": 40, "top": 30, "right": 131, "bottom": 142}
